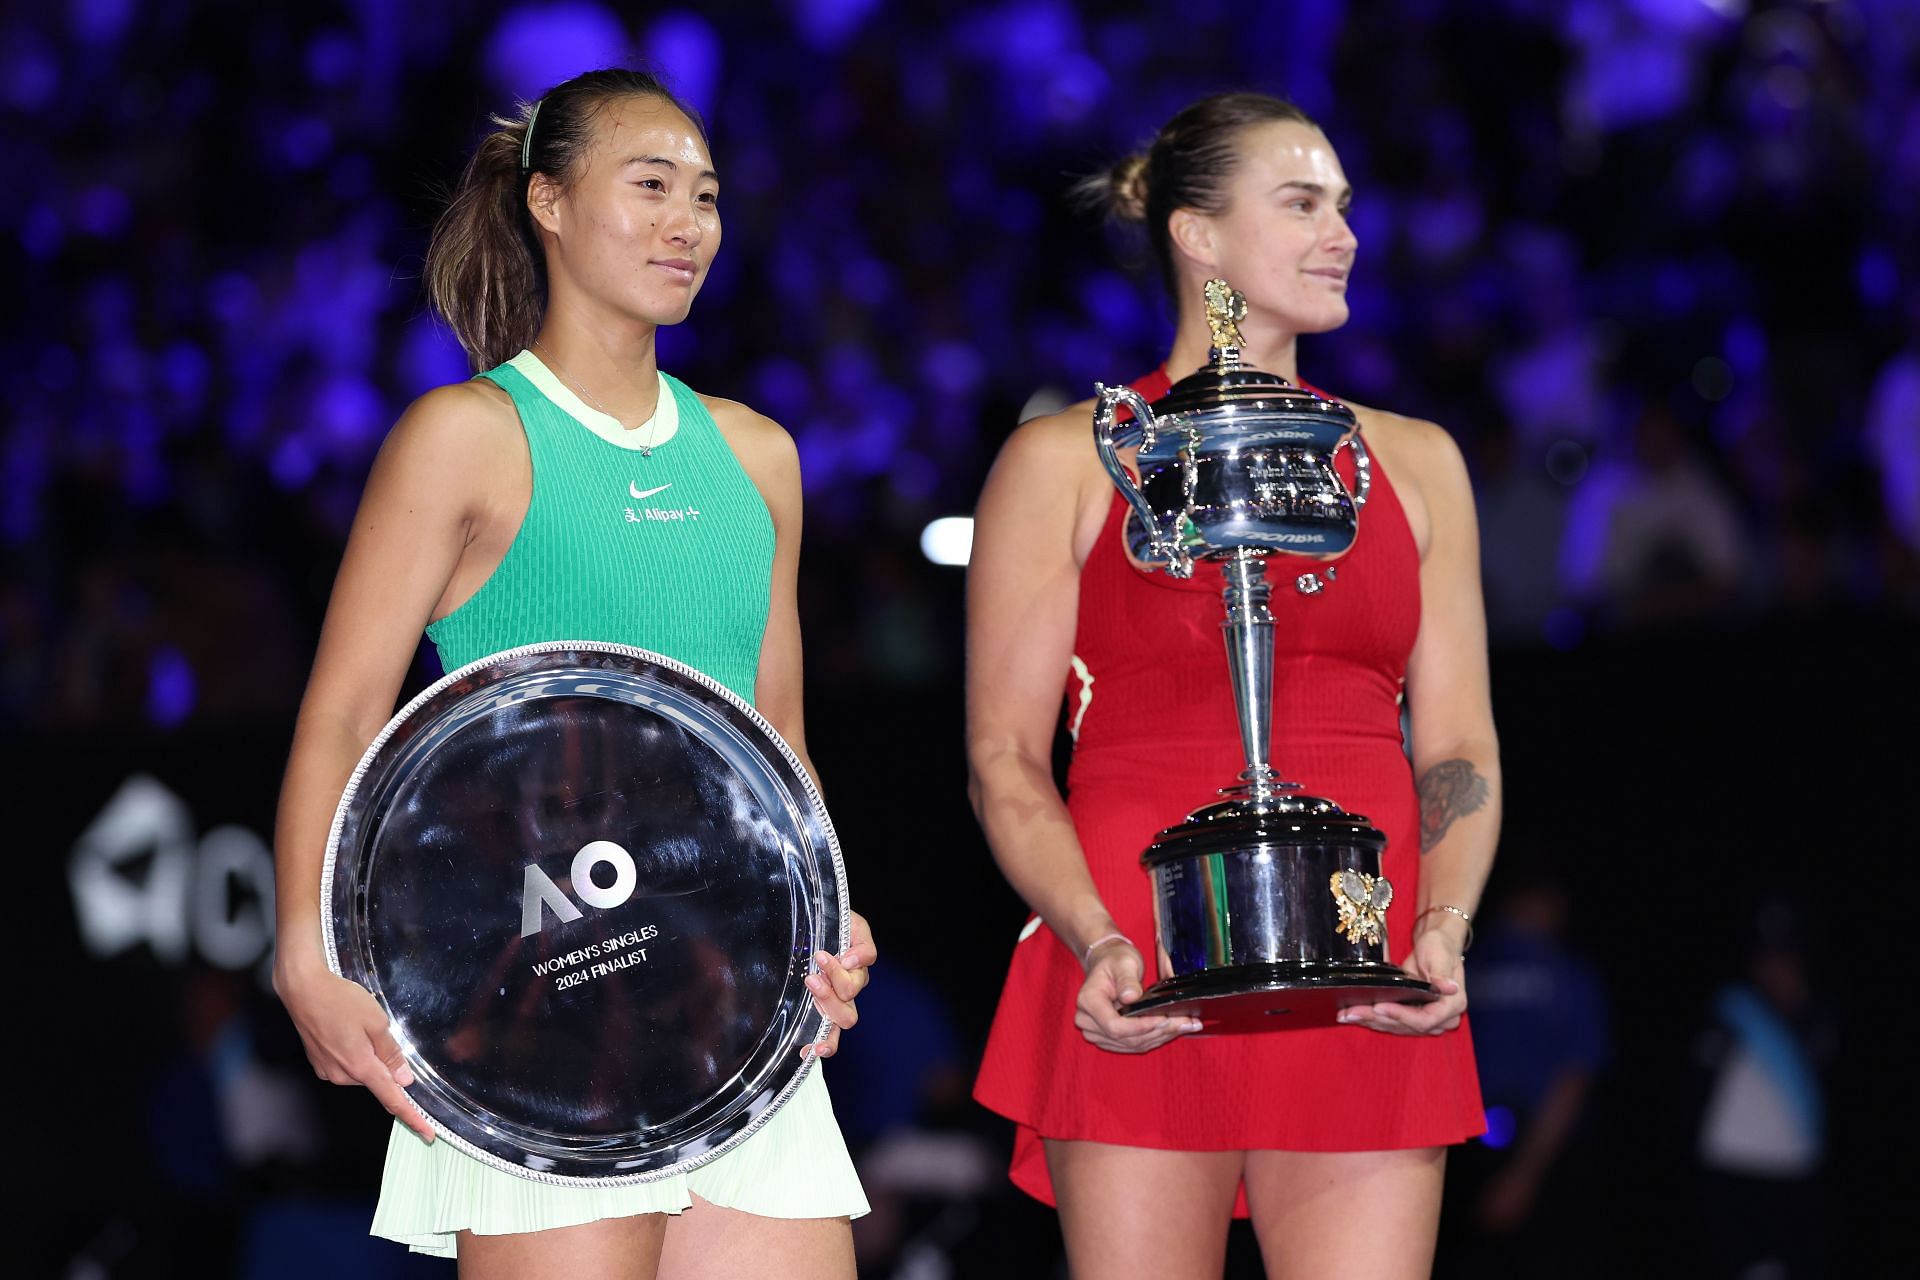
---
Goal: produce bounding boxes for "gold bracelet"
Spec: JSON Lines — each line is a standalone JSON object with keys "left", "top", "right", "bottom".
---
{"left": 1416, "top": 905, "right": 1474, "bottom": 952}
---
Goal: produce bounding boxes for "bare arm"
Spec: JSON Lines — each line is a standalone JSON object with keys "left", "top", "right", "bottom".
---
{"left": 1405, "top": 425, "right": 1501, "bottom": 930}
{"left": 966, "top": 412, "right": 1196, "bottom": 1053}
{"left": 740, "top": 412, "right": 816, "bottom": 789}
{"left": 1346, "top": 420, "right": 1501, "bottom": 1035}
{"left": 272, "top": 381, "right": 515, "bottom": 1135}
{"left": 715, "top": 399, "right": 873, "bottom": 1056}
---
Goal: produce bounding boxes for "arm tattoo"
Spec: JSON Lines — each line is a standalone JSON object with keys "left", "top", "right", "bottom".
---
{"left": 1418, "top": 758, "right": 1488, "bottom": 855}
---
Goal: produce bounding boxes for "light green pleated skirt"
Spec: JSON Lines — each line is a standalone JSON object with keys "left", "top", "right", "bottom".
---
{"left": 371, "top": 1064, "right": 869, "bottom": 1258}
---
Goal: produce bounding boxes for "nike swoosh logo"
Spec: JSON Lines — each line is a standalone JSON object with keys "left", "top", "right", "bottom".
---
{"left": 629, "top": 482, "right": 672, "bottom": 500}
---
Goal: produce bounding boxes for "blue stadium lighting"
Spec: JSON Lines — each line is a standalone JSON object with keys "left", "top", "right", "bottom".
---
{"left": 1481, "top": 1105, "right": 1517, "bottom": 1149}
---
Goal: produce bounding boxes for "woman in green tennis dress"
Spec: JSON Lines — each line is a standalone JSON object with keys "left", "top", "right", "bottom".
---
{"left": 271, "top": 69, "right": 872, "bottom": 1278}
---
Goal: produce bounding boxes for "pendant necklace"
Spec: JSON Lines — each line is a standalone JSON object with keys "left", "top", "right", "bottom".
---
{"left": 533, "top": 340, "right": 662, "bottom": 456}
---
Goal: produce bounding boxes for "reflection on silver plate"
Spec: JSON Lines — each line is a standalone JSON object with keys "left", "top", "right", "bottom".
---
{"left": 321, "top": 641, "right": 848, "bottom": 1185}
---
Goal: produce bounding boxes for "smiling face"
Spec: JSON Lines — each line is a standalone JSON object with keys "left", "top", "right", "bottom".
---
{"left": 1170, "top": 121, "right": 1357, "bottom": 336}
{"left": 531, "top": 94, "right": 721, "bottom": 328}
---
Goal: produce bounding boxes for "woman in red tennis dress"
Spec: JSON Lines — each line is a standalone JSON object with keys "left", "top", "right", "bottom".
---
{"left": 968, "top": 94, "right": 1500, "bottom": 1278}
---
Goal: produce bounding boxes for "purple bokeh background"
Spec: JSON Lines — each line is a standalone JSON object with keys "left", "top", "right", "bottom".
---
{"left": 6, "top": 0, "right": 1914, "bottom": 729}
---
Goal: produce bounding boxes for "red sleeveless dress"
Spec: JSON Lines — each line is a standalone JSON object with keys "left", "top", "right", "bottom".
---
{"left": 972, "top": 371, "right": 1485, "bottom": 1214}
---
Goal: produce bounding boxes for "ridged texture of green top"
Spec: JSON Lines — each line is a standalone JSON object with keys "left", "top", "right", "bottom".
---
{"left": 425, "top": 360, "right": 774, "bottom": 703}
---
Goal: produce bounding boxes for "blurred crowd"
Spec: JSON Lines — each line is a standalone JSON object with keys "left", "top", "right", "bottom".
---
{"left": 4, "top": 0, "right": 1917, "bottom": 734}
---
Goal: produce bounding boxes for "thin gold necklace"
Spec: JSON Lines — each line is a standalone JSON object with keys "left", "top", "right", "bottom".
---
{"left": 532, "top": 340, "right": 663, "bottom": 456}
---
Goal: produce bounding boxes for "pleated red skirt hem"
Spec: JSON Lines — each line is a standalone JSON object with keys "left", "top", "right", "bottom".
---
{"left": 974, "top": 922, "right": 1486, "bottom": 1217}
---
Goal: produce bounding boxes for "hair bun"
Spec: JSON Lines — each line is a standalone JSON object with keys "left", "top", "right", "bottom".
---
{"left": 1111, "top": 153, "right": 1150, "bottom": 223}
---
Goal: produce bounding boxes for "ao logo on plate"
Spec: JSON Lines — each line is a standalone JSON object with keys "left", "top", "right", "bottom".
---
{"left": 521, "top": 840, "right": 637, "bottom": 937}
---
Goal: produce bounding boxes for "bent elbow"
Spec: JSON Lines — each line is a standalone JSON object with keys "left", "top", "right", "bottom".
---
{"left": 965, "top": 740, "right": 1037, "bottom": 825}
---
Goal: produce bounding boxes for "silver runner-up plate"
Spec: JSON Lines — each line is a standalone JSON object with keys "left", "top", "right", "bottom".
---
{"left": 322, "top": 641, "right": 848, "bottom": 1185}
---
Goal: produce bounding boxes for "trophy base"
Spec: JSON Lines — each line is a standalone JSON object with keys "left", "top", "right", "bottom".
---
{"left": 1124, "top": 963, "right": 1434, "bottom": 1033}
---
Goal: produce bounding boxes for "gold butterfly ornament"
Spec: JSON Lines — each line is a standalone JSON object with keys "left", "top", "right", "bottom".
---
{"left": 1330, "top": 869, "right": 1393, "bottom": 947}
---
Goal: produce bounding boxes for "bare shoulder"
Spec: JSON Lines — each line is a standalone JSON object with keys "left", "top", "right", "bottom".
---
{"left": 377, "top": 378, "right": 523, "bottom": 479}
{"left": 1345, "top": 400, "right": 1470, "bottom": 494}
{"left": 1343, "top": 400, "right": 1475, "bottom": 561}
{"left": 1346, "top": 400, "right": 1461, "bottom": 463}
{"left": 697, "top": 393, "right": 800, "bottom": 499}
{"left": 699, "top": 393, "right": 795, "bottom": 457}
{"left": 992, "top": 397, "right": 1103, "bottom": 474}
{"left": 978, "top": 398, "right": 1113, "bottom": 563}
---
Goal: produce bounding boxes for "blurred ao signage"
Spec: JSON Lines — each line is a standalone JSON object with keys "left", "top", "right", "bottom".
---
{"left": 68, "top": 775, "right": 277, "bottom": 975}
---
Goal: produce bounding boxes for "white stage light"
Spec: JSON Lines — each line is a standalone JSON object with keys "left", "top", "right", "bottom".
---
{"left": 920, "top": 517, "right": 974, "bottom": 566}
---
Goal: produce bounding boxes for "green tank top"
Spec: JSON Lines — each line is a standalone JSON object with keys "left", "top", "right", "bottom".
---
{"left": 424, "top": 350, "right": 775, "bottom": 704}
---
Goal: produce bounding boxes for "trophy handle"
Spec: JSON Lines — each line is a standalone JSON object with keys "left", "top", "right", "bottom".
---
{"left": 1094, "top": 383, "right": 1190, "bottom": 575}
{"left": 1341, "top": 430, "right": 1373, "bottom": 509}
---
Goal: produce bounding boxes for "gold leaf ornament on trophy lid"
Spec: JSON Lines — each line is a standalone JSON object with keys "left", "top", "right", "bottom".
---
{"left": 1330, "top": 869, "right": 1393, "bottom": 947}
{"left": 1203, "top": 278, "right": 1248, "bottom": 353}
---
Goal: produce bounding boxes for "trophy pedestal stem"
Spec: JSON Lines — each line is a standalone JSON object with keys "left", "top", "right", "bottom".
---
{"left": 1220, "top": 551, "right": 1303, "bottom": 800}
{"left": 1221, "top": 772, "right": 1302, "bottom": 808}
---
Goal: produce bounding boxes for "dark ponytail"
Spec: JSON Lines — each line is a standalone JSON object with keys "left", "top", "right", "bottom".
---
{"left": 1074, "top": 92, "right": 1320, "bottom": 296}
{"left": 426, "top": 69, "right": 707, "bottom": 372}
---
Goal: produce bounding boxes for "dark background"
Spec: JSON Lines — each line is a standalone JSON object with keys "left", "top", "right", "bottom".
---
{"left": 7, "top": 1, "right": 1915, "bottom": 1276}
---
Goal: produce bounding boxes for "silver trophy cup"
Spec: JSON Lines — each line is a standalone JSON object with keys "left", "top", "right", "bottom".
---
{"left": 1092, "top": 280, "right": 1433, "bottom": 1030}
